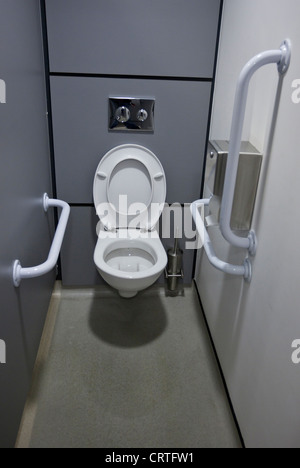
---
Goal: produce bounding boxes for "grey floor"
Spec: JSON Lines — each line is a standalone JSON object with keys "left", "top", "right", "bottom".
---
{"left": 16, "top": 282, "right": 241, "bottom": 449}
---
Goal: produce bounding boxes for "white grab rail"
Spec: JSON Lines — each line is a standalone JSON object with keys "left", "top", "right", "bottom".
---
{"left": 13, "top": 194, "right": 70, "bottom": 287}
{"left": 219, "top": 39, "right": 291, "bottom": 255}
{"left": 191, "top": 199, "right": 252, "bottom": 282}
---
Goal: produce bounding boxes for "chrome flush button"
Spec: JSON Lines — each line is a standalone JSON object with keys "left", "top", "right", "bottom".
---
{"left": 109, "top": 97, "right": 155, "bottom": 132}
{"left": 137, "top": 109, "right": 148, "bottom": 122}
{"left": 115, "top": 106, "right": 131, "bottom": 123}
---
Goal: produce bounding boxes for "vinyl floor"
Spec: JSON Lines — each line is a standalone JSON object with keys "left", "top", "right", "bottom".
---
{"left": 16, "top": 282, "right": 241, "bottom": 448}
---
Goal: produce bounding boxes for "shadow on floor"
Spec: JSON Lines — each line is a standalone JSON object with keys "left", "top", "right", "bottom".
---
{"left": 88, "top": 290, "right": 168, "bottom": 348}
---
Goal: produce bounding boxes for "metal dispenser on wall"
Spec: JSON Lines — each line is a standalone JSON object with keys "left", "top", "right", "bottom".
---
{"left": 208, "top": 140, "right": 263, "bottom": 231}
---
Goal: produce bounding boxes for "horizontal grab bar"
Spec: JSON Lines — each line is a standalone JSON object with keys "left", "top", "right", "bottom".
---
{"left": 191, "top": 199, "right": 251, "bottom": 282}
{"left": 219, "top": 39, "right": 291, "bottom": 255}
{"left": 13, "top": 194, "right": 70, "bottom": 287}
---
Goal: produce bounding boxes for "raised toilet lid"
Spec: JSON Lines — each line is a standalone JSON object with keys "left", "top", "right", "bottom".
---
{"left": 93, "top": 144, "right": 166, "bottom": 230}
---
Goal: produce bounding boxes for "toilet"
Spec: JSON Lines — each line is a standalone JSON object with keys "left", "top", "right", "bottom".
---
{"left": 93, "top": 144, "right": 168, "bottom": 298}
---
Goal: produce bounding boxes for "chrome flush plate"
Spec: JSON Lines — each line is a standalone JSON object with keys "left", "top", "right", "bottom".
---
{"left": 109, "top": 97, "right": 155, "bottom": 132}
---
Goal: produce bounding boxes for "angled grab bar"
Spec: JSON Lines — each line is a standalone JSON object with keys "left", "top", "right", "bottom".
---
{"left": 191, "top": 199, "right": 252, "bottom": 282}
{"left": 219, "top": 39, "right": 291, "bottom": 256}
{"left": 13, "top": 194, "right": 70, "bottom": 287}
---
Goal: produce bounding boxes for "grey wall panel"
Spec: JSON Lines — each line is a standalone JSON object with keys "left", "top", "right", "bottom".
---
{"left": 50, "top": 76, "right": 211, "bottom": 205}
{"left": 60, "top": 207, "right": 104, "bottom": 286}
{"left": 0, "top": 1, "right": 54, "bottom": 448}
{"left": 45, "top": 0, "right": 221, "bottom": 78}
{"left": 47, "top": 2, "right": 221, "bottom": 288}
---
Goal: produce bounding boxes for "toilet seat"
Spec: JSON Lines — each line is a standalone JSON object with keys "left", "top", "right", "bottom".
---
{"left": 93, "top": 144, "right": 166, "bottom": 231}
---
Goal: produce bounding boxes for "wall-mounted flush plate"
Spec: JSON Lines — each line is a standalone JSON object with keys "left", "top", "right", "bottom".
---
{"left": 109, "top": 97, "right": 155, "bottom": 132}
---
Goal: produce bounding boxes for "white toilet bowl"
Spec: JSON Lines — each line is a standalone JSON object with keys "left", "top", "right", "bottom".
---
{"left": 94, "top": 228, "right": 167, "bottom": 298}
{"left": 93, "top": 144, "right": 167, "bottom": 298}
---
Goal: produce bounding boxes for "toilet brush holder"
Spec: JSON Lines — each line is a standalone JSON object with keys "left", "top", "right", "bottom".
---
{"left": 165, "top": 237, "right": 184, "bottom": 291}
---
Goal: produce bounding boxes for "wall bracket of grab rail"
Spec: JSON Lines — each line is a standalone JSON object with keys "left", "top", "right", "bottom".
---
{"left": 13, "top": 194, "right": 70, "bottom": 287}
{"left": 191, "top": 199, "right": 252, "bottom": 282}
{"left": 220, "top": 39, "right": 291, "bottom": 256}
